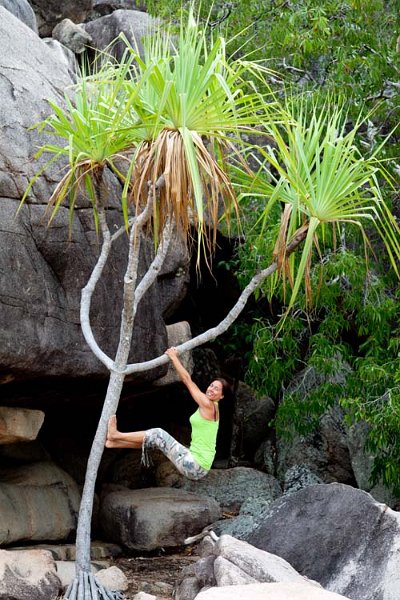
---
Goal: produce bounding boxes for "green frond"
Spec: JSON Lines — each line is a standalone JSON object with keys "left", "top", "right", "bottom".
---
{"left": 239, "top": 96, "right": 400, "bottom": 311}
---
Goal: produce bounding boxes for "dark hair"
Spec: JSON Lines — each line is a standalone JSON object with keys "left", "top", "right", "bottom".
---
{"left": 215, "top": 377, "right": 233, "bottom": 398}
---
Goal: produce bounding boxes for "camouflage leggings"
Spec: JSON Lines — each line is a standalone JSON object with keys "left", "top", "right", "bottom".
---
{"left": 142, "top": 427, "right": 209, "bottom": 481}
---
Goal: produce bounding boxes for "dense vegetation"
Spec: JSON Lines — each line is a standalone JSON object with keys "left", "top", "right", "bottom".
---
{"left": 147, "top": 1, "right": 400, "bottom": 495}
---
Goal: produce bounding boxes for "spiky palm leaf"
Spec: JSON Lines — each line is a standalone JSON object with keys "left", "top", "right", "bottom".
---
{"left": 120, "top": 7, "right": 274, "bottom": 256}
{"left": 20, "top": 55, "right": 143, "bottom": 226}
{"left": 235, "top": 98, "right": 400, "bottom": 310}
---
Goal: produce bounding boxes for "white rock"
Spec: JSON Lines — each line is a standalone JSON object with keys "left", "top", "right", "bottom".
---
{"left": 95, "top": 565, "right": 128, "bottom": 591}
{"left": 213, "top": 555, "right": 257, "bottom": 586}
{"left": 195, "top": 581, "right": 351, "bottom": 599}
{"left": 216, "top": 535, "right": 314, "bottom": 584}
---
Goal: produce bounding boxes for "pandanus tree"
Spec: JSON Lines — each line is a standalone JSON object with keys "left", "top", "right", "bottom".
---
{"left": 21, "top": 10, "right": 273, "bottom": 600}
{"left": 21, "top": 9, "right": 400, "bottom": 600}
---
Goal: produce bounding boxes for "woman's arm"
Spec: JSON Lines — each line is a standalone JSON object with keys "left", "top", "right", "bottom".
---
{"left": 165, "top": 347, "right": 210, "bottom": 409}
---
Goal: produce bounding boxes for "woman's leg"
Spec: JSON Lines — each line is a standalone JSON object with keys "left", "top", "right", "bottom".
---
{"left": 144, "top": 427, "right": 209, "bottom": 480}
{"left": 105, "top": 415, "right": 145, "bottom": 449}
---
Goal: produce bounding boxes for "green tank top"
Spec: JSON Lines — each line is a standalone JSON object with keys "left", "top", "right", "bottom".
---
{"left": 189, "top": 407, "right": 219, "bottom": 470}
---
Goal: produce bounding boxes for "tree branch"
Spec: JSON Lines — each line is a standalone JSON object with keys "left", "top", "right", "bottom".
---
{"left": 123, "top": 226, "right": 308, "bottom": 375}
{"left": 80, "top": 208, "right": 115, "bottom": 371}
{"left": 133, "top": 218, "right": 172, "bottom": 314}
{"left": 80, "top": 183, "right": 157, "bottom": 373}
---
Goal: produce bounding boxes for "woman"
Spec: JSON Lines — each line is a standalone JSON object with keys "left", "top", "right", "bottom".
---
{"left": 106, "top": 347, "right": 229, "bottom": 480}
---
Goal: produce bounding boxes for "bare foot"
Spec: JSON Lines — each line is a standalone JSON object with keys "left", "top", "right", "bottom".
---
{"left": 106, "top": 415, "right": 118, "bottom": 447}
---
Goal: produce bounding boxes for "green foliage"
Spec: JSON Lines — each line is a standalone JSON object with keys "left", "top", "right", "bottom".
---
{"left": 233, "top": 98, "right": 400, "bottom": 316}
{"left": 147, "top": 1, "right": 400, "bottom": 164}
{"left": 243, "top": 249, "right": 400, "bottom": 493}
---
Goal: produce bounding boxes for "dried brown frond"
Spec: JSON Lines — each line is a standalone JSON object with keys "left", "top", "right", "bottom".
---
{"left": 130, "top": 128, "right": 238, "bottom": 258}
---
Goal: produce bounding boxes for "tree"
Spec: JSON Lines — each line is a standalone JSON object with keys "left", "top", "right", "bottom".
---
{"left": 21, "top": 8, "right": 400, "bottom": 600}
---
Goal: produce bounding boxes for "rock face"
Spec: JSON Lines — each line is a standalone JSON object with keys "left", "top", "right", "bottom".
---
{"left": 0, "top": 0, "right": 38, "bottom": 32}
{"left": 246, "top": 483, "right": 400, "bottom": 600}
{"left": 0, "top": 6, "right": 189, "bottom": 383}
{"left": 0, "top": 461, "right": 80, "bottom": 544}
{"left": 0, "top": 548, "right": 61, "bottom": 600}
{"left": 100, "top": 487, "right": 222, "bottom": 551}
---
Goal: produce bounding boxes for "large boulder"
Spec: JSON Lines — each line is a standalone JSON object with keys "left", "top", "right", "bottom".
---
{"left": 0, "top": 6, "right": 190, "bottom": 384}
{"left": 100, "top": 487, "right": 222, "bottom": 551}
{"left": 246, "top": 483, "right": 400, "bottom": 600}
{"left": 0, "top": 461, "right": 80, "bottom": 544}
{"left": 0, "top": 548, "right": 61, "bottom": 600}
{"left": 83, "top": 9, "right": 156, "bottom": 60}
{"left": 0, "top": 0, "right": 38, "bottom": 32}
{"left": 156, "top": 465, "right": 282, "bottom": 513}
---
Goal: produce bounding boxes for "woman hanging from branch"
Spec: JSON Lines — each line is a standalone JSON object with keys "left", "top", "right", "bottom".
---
{"left": 106, "top": 347, "right": 231, "bottom": 480}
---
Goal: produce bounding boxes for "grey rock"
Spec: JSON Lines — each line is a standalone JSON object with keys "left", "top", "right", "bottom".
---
{"left": 55, "top": 560, "right": 104, "bottom": 590}
{"left": 240, "top": 391, "right": 275, "bottom": 458}
{"left": 154, "top": 321, "right": 194, "bottom": 386}
{"left": 30, "top": 0, "right": 93, "bottom": 37}
{"left": 52, "top": 18, "right": 92, "bottom": 53}
{"left": 100, "top": 487, "right": 222, "bottom": 551}
{"left": 42, "top": 38, "right": 78, "bottom": 77}
{"left": 12, "top": 542, "right": 122, "bottom": 561}
{"left": 239, "top": 494, "right": 276, "bottom": 516}
{"left": 213, "top": 555, "right": 257, "bottom": 586}
{"left": 156, "top": 466, "right": 282, "bottom": 512}
{"left": 211, "top": 514, "right": 258, "bottom": 539}
{"left": 254, "top": 438, "right": 276, "bottom": 475}
{"left": 84, "top": 9, "right": 156, "bottom": 61}
{"left": 0, "top": 9, "right": 190, "bottom": 383}
{"left": 0, "top": 0, "right": 38, "bottom": 32}
{"left": 139, "top": 581, "right": 174, "bottom": 596}
{"left": 246, "top": 483, "right": 400, "bottom": 600}
{"left": 0, "top": 7, "right": 73, "bottom": 200}
{"left": 216, "top": 534, "right": 314, "bottom": 585}
{"left": 194, "top": 556, "right": 217, "bottom": 587}
{"left": 132, "top": 593, "right": 157, "bottom": 600}
{"left": 0, "top": 461, "right": 80, "bottom": 544}
{"left": 283, "top": 464, "right": 323, "bottom": 495}
{"left": 106, "top": 449, "right": 144, "bottom": 488}
{"left": 0, "top": 441, "right": 50, "bottom": 463}
{"left": 175, "top": 576, "right": 201, "bottom": 600}
{"left": 197, "top": 535, "right": 217, "bottom": 558}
